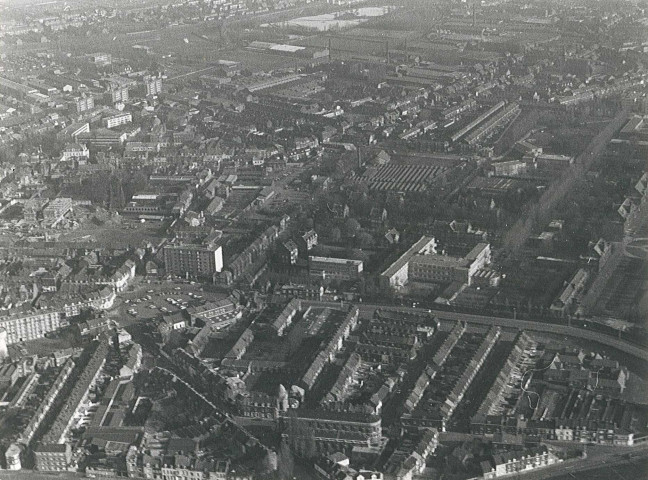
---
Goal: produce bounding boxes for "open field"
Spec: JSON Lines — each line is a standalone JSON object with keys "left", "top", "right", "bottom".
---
{"left": 57, "top": 218, "right": 167, "bottom": 249}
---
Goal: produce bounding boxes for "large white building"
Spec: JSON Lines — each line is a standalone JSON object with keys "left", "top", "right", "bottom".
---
{"left": 0, "top": 308, "right": 63, "bottom": 344}
{"left": 143, "top": 75, "right": 162, "bottom": 96}
{"left": 102, "top": 112, "right": 132, "bottom": 129}
{"left": 380, "top": 236, "right": 491, "bottom": 289}
{"left": 379, "top": 237, "right": 438, "bottom": 289}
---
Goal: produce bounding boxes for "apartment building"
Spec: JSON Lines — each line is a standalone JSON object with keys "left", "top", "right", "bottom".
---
{"left": 34, "top": 443, "right": 72, "bottom": 472}
{"left": 109, "top": 86, "right": 129, "bottom": 103}
{"left": 282, "top": 409, "right": 384, "bottom": 454}
{"left": 143, "top": 75, "right": 162, "bottom": 96}
{"left": 0, "top": 308, "right": 63, "bottom": 344}
{"left": 163, "top": 244, "right": 223, "bottom": 278}
{"left": 102, "top": 112, "right": 132, "bottom": 129}
{"left": 75, "top": 95, "right": 94, "bottom": 113}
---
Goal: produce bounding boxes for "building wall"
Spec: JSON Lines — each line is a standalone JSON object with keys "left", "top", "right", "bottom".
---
{"left": 164, "top": 244, "right": 223, "bottom": 278}
{"left": 103, "top": 112, "right": 132, "bottom": 128}
{"left": 0, "top": 310, "right": 62, "bottom": 344}
{"left": 309, "top": 256, "right": 363, "bottom": 280}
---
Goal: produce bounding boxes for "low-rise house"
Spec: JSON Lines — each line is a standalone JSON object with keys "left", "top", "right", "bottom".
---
{"left": 482, "top": 446, "right": 559, "bottom": 479}
{"left": 120, "top": 343, "right": 142, "bottom": 380}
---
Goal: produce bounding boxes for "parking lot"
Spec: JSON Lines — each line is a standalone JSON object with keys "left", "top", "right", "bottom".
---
{"left": 108, "top": 280, "right": 230, "bottom": 328}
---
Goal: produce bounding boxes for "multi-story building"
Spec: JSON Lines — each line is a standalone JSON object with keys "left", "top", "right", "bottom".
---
{"left": 470, "top": 416, "right": 636, "bottom": 446}
{"left": 61, "top": 143, "right": 89, "bottom": 161}
{"left": 297, "top": 229, "right": 318, "bottom": 253}
{"left": 109, "top": 86, "right": 129, "bottom": 103}
{"left": 524, "top": 153, "right": 574, "bottom": 172}
{"left": 309, "top": 256, "right": 363, "bottom": 281}
{"left": 164, "top": 244, "right": 223, "bottom": 278}
{"left": 127, "top": 448, "right": 232, "bottom": 480}
{"left": 379, "top": 237, "right": 437, "bottom": 289}
{"left": 42, "top": 197, "right": 73, "bottom": 225}
{"left": 74, "top": 95, "right": 94, "bottom": 113}
{"left": 278, "top": 240, "right": 299, "bottom": 265}
{"left": 271, "top": 299, "right": 301, "bottom": 336}
{"left": 223, "top": 217, "right": 290, "bottom": 283}
{"left": 300, "top": 307, "right": 359, "bottom": 390}
{"left": 0, "top": 308, "right": 63, "bottom": 344}
{"left": 409, "top": 243, "right": 491, "bottom": 285}
{"left": 110, "top": 259, "right": 137, "bottom": 292}
{"left": 20, "top": 359, "right": 74, "bottom": 445}
{"left": 143, "top": 75, "right": 162, "bottom": 96}
{"left": 380, "top": 237, "right": 490, "bottom": 288}
{"left": 58, "top": 122, "right": 90, "bottom": 140}
{"left": 282, "top": 409, "right": 384, "bottom": 455}
{"left": 102, "top": 112, "right": 132, "bottom": 129}
{"left": 33, "top": 443, "right": 72, "bottom": 472}
{"left": 41, "top": 340, "right": 109, "bottom": 445}
{"left": 0, "top": 363, "right": 20, "bottom": 387}
{"left": 56, "top": 287, "right": 116, "bottom": 317}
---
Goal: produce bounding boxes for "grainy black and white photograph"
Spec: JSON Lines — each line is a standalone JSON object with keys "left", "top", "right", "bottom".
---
{"left": 0, "top": 0, "right": 647, "bottom": 478}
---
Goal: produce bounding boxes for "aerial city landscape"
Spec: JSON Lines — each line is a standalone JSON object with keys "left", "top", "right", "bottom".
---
{"left": 0, "top": 0, "right": 647, "bottom": 478}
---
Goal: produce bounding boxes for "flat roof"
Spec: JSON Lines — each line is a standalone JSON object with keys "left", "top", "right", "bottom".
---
{"left": 309, "top": 256, "right": 362, "bottom": 265}
{"left": 381, "top": 236, "right": 436, "bottom": 278}
{"left": 410, "top": 252, "right": 464, "bottom": 267}
{"left": 165, "top": 243, "right": 221, "bottom": 251}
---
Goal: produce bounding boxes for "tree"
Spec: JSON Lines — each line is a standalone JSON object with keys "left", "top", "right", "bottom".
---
{"left": 344, "top": 218, "right": 361, "bottom": 239}
{"left": 278, "top": 439, "right": 294, "bottom": 480}
{"left": 302, "top": 431, "right": 317, "bottom": 460}
{"left": 258, "top": 449, "right": 278, "bottom": 476}
{"left": 357, "top": 231, "right": 375, "bottom": 248}
{"left": 330, "top": 227, "right": 342, "bottom": 243}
